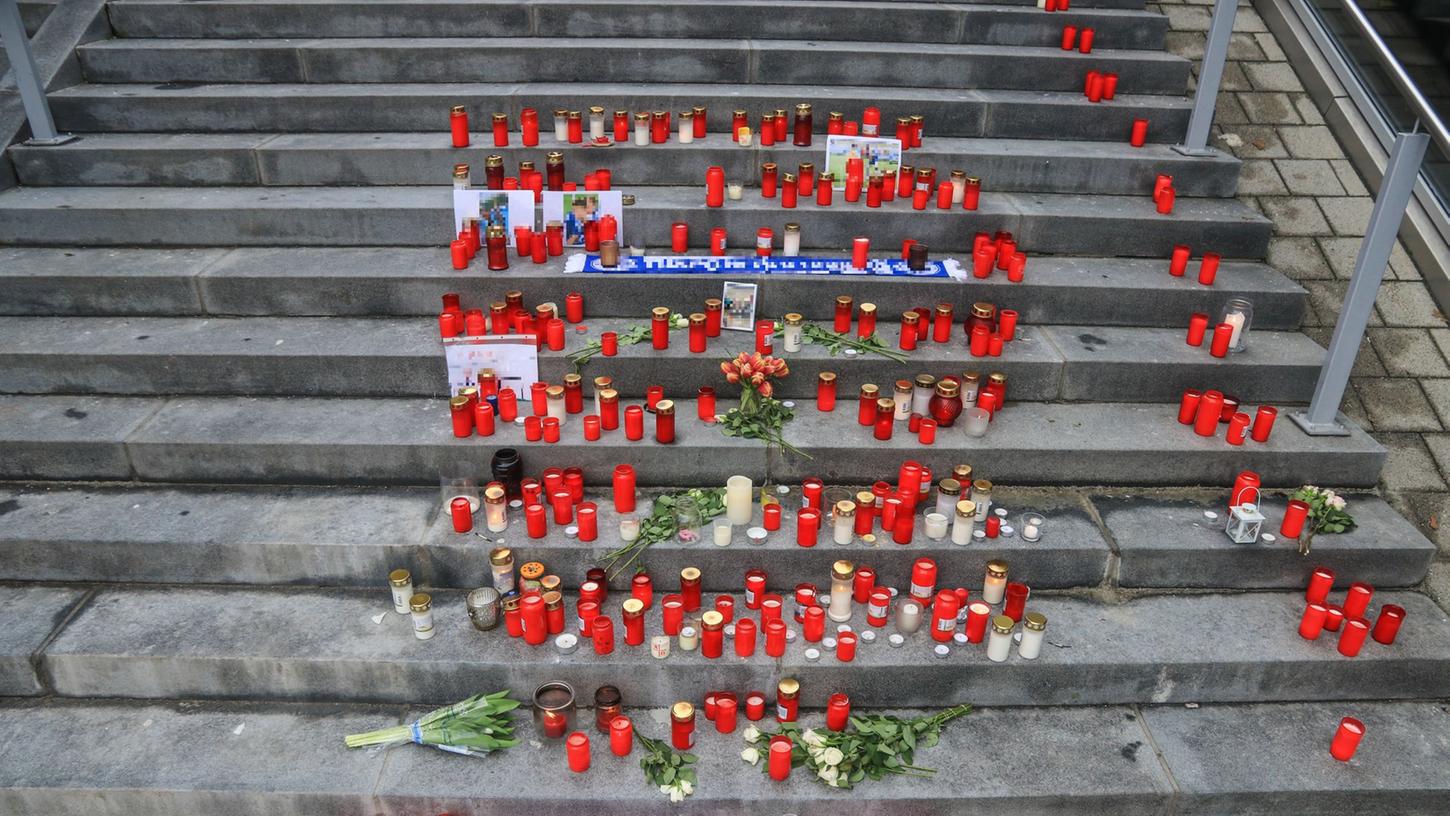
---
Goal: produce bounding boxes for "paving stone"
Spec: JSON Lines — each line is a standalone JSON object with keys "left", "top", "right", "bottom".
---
{"left": 1367, "top": 328, "right": 1450, "bottom": 377}
{"left": 1218, "top": 62, "right": 1252, "bottom": 92}
{"left": 1238, "top": 92, "right": 1300, "bottom": 125}
{"left": 1227, "top": 31, "right": 1268, "bottom": 60}
{"left": 1318, "top": 196, "right": 1373, "bottom": 237}
{"left": 39, "top": 587, "right": 1450, "bottom": 706}
{"left": 1427, "top": 561, "right": 1450, "bottom": 614}
{"left": 1258, "top": 196, "right": 1331, "bottom": 236}
{"left": 1426, "top": 435, "right": 1450, "bottom": 484}
{"left": 1373, "top": 433, "right": 1450, "bottom": 492}
{"left": 1143, "top": 701, "right": 1450, "bottom": 815}
{"left": 1399, "top": 489, "right": 1450, "bottom": 553}
{"left": 1216, "top": 125, "right": 1289, "bottom": 158}
{"left": 1165, "top": 5, "right": 1212, "bottom": 30}
{"left": 1294, "top": 95, "right": 1326, "bottom": 124}
{"left": 1212, "top": 91, "right": 1250, "bottom": 125}
{"left": 1300, "top": 282, "right": 1385, "bottom": 330}
{"left": 1329, "top": 158, "right": 1368, "bottom": 195}
{"left": 1427, "top": 378, "right": 1450, "bottom": 429}
{"left": 0, "top": 586, "right": 86, "bottom": 696}
{"left": 1279, "top": 125, "right": 1347, "bottom": 159}
{"left": 1254, "top": 31, "right": 1287, "bottom": 61}
{"left": 1274, "top": 159, "right": 1346, "bottom": 195}
{"left": 1232, "top": 6, "right": 1269, "bottom": 32}
{"left": 1237, "top": 159, "right": 1288, "bottom": 195}
{"left": 1165, "top": 30, "right": 1206, "bottom": 59}
{"left": 1243, "top": 62, "right": 1304, "bottom": 92}
{"left": 1266, "top": 236, "right": 1330, "bottom": 280}
{"left": 1102, "top": 493, "right": 1436, "bottom": 589}
{"left": 1353, "top": 379, "right": 1443, "bottom": 432}
{"left": 1433, "top": 329, "right": 1450, "bottom": 365}
{"left": 1377, "top": 282, "right": 1449, "bottom": 328}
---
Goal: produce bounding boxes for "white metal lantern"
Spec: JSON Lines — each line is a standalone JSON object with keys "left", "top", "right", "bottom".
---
{"left": 1225, "top": 502, "right": 1265, "bottom": 544}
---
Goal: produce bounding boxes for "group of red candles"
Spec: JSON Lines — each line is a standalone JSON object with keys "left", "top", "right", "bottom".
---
{"left": 1169, "top": 244, "right": 1221, "bottom": 286}
{"left": 1300, "top": 567, "right": 1405, "bottom": 762}
{"left": 717, "top": 161, "right": 981, "bottom": 213}
{"left": 438, "top": 290, "right": 582, "bottom": 347}
{"left": 971, "top": 230, "right": 1029, "bottom": 281}
{"left": 1178, "top": 390, "right": 1277, "bottom": 445}
{"left": 1153, "top": 172, "right": 1177, "bottom": 215}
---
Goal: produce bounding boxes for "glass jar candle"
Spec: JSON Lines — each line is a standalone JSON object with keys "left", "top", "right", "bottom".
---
{"left": 793, "top": 103, "right": 813, "bottom": 146}
{"left": 873, "top": 398, "right": 895, "bottom": 440}
{"left": 678, "top": 110, "right": 694, "bottom": 144}
{"left": 1020, "top": 513, "right": 1044, "bottom": 542}
{"left": 858, "top": 384, "right": 880, "bottom": 425}
{"left": 545, "top": 385, "right": 566, "bottom": 426}
{"left": 929, "top": 380, "right": 964, "bottom": 427}
{"left": 951, "top": 501, "right": 976, "bottom": 545}
{"left": 923, "top": 512, "right": 949, "bottom": 540}
{"left": 857, "top": 302, "right": 877, "bottom": 337}
{"left": 973, "top": 480, "right": 993, "bottom": 520}
{"left": 911, "top": 374, "right": 935, "bottom": 415}
{"left": 588, "top": 106, "right": 605, "bottom": 141}
{"left": 633, "top": 111, "right": 649, "bottom": 145}
{"left": 987, "top": 615, "right": 1014, "bottom": 662}
{"left": 1220, "top": 298, "right": 1253, "bottom": 352}
{"left": 452, "top": 162, "right": 471, "bottom": 190}
{"left": 892, "top": 380, "right": 912, "bottom": 421}
{"left": 670, "top": 702, "right": 696, "bottom": 750}
{"left": 1019, "top": 612, "right": 1046, "bottom": 659}
{"left": 483, "top": 486, "right": 508, "bottom": 532}
{"left": 776, "top": 678, "right": 800, "bottom": 722}
{"left": 896, "top": 599, "right": 923, "bottom": 634}
{"left": 832, "top": 501, "right": 855, "bottom": 546}
{"left": 678, "top": 625, "right": 699, "bottom": 651}
{"left": 781, "top": 312, "right": 804, "bottom": 352}
{"left": 410, "top": 593, "right": 435, "bottom": 640}
{"left": 389, "top": 568, "right": 413, "bottom": 614}
{"left": 654, "top": 399, "right": 676, "bottom": 443}
{"left": 834, "top": 295, "right": 853, "bottom": 333}
{"left": 983, "top": 560, "right": 1008, "bottom": 604}
{"left": 934, "top": 479, "right": 960, "bottom": 518}
{"left": 816, "top": 372, "right": 837, "bottom": 411}
{"left": 782, "top": 223, "right": 802, "bottom": 257}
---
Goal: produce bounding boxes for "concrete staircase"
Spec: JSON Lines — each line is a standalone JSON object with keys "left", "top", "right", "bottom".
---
{"left": 1, "top": 0, "right": 1447, "bottom": 812}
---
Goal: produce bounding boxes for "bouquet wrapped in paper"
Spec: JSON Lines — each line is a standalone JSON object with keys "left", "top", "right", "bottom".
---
{"left": 344, "top": 690, "right": 521, "bottom": 758}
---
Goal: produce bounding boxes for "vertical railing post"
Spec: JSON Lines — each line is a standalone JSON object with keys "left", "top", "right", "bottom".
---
{"left": 0, "top": 0, "right": 73, "bottom": 145}
{"left": 1291, "top": 129, "right": 1430, "bottom": 436}
{"left": 1176, "top": 0, "right": 1237, "bottom": 156}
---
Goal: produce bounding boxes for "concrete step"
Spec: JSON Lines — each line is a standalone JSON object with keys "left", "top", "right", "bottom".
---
{"left": 0, "top": 247, "right": 1308, "bottom": 331}
{"left": 0, "top": 316, "right": 1329, "bottom": 402}
{"left": 3, "top": 697, "right": 1448, "bottom": 815}
{"left": 47, "top": 83, "right": 1193, "bottom": 142}
{"left": 75, "top": 38, "right": 1192, "bottom": 95}
{"left": 0, "top": 186, "right": 1274, "bottom": 258}
{"left": 0, "top": 395, "right": 1388, "bottom": 487}
{"left": 107, "top": 0, "right": 1166, "bottom": 43}
{"left": 7, "top": 133, "right": 1243, "bottom": 197}
{"left": 37, "top": 586, "right": 1450, "bottom": 705}
{"left": 0, "top": 586, "right": 86, "bottom": 695}
{"left": 0, "top": 484, "right": 1430, "bottom": 590}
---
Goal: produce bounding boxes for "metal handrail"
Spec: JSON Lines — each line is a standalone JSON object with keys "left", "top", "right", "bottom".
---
{"left": 1334, "top": 0, "right": 1450, "bottom": 156}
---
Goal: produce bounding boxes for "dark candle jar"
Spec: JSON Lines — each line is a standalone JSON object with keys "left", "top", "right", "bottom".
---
{"left": 792, "top": 103, "right": 813, "bottom": 146}
{"left": 595, "top": 686, "right": 622, "bottom": 733}
{"left": 491, "top": 448, "right": 523, "bottom": 499}
{"left": 928, "top": 380, "right": 963, "bottom": 427}
{"left": 546, "top": 151, "right": 565, "bottom": 191}
{"left": 485, "top": 226, "right": 509, "bottom": 271}
{"left": 967, "top": 302, "right": 996, "bottom": 336}
{"left": 484, "top": 154, "right": 504, "bottom": 189}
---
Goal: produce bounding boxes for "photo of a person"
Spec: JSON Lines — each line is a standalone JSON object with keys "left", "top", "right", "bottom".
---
{"left": 562, "top": 194, "right": 599, "bottom": 247}
{"left": 480, "top": 194, "right": 510, "bottom": 230}
{"left": 825, "top": 135, "right": 903, "bottom": 190}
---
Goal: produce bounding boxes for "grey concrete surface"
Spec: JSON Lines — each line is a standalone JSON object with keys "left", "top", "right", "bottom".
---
{"left": 1103, "top": 493, "right": 1438, "bottom": 588}
{"left": 45, "top": 83, "right": 1193, "bottom": 142}
{"left": 0, "top": 585, "right": 84, "bottom": 695}
{"left": 76, "top": 38, "right": 1191, "bottom": 94}
{"left": 106, "top": 0, "right": 1164, "bottom": 43}
{"left": 0, "top": 184, "right": 1275, "bottom": 257}
{"left": 10, "top": 134, "right": 1244, "bottom": 196}
{"left": 0, "top": 394, "right": 161, "bottom": 480}
{"left": 0, "top": 246, "right": 212, "bottom": 315}
{"left": 39, "top": 587, "right": 1450, "bottom": 705}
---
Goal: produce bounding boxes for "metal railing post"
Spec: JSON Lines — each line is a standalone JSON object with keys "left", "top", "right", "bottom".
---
{"left": 1291, "top": 129, "right": 1431, "bottom": 436}
{"left": 0, "top": 0, "right": 73, "bottom": 145}
{"left": 1176, "top": 0, "right": 1237, "bottom": 156}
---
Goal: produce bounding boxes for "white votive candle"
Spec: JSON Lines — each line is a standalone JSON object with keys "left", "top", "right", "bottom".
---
{"left": 619, "top": 516, "right": 641, "bottom": 542}
{"left": 728, "top": 183, "right": 744, "bottom": 200}
{"left": 713, "top": 522, "right": 732, "bottom": 547}
{"left": 923, "top": 512, "right": 949, "bottom": 540}
{"left": 987, "top": 616, "right": 1013, "bottom": 662}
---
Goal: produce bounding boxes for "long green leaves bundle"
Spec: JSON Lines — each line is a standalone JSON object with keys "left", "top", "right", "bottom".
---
{"left": 344, "top": 690, "right": 521, "bottom": 758}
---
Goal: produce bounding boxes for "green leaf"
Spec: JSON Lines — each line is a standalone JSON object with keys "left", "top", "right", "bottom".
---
{"left": 661, "top": 766, "right": 675, "bottom": 784}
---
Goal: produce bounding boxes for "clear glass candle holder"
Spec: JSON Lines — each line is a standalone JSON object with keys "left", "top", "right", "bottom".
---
{"left": 440, "top": 475, "right": 480, "bottom": 512}
{"left": 1020, "top": 513, "right": 1044, "bottom": 542}
{"left": 962, "top": 407, "right": 990, "bottom": 437}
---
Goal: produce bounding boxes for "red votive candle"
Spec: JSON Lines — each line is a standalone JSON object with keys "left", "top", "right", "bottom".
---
{"left": 1330, "top": 717, "right": 1365, "bottom": 762}
{"left": 612, "top": 464, "right": 636, "bottom": 513}
{"left": 1198, "top": 252, "right": 1221, "bottom": 286}
{"left": 1177, "top": 388, "right": 1203, "bottom": 425}
{"left": 566, "top": 731, "right": 590, "bottom": 773}
{"left": 1169, "top": 245, "right": 1191, "bottom": 277}
{"left": 661, "top": 596, "right": 684, "bottom": 635}
{"left": 769, "top": 736, "right": 792, "bottom": 781}
{"left": 1299, "top": 602, "right": 1329, "bottom": 640}
{"left": 1343, "top": 582, "right": 1374, "bottom": 620}
{"left": 449, "top": 105, "right": 469, "bottom": 147}
{"left": 759, "top": 502, "right": 780, "bottom": 531}
{"left": 965, "top": 601, "right": 991, "bottom": 643}
{"left": 1194, "top": 391, "right": 1223, "bottom": 437}
{"left": 609, "top": 716, "right": 632, "bottom": 756}
{"left": 825, "top": 693, "right": 850, "bottom": 732}
{"left": 1281, "top": 499, "right": 1310, "bottom": 539}
{"left": 1249, "top": 405, "right": 1278, "bottom": 442}
{"left": 1130, "top": 118, "right": 1149, "bottom": 147}
{"left": 1226, "top": 412, "right": 1251, "bottom": 445}
{"left": 697, "top": 385, "right": 716, "bottom": 420}
{"left": 1338, "top": 618, "right": 1370, "bottom": 657}
{"left": 716, "top": 695, "right": 738, "bottom": 733}
{"left": 1325, "top": 605, "right": 1345, "bottom": 631}
{"left": 1372, "top": 604, "right": 1405, "bottom": 645}
{"left": 671, "top": 222, "right": 689, "bottom": 253}
{"left": 836, "top": 630, "right": 858, "bottom": 661}
{"left": 1186, "top": 313, "right": 1209, "bottom": 346}
{"left": 1209, "top": 323, "right": 1234, "bottom": 357}
{"left": 542, "top": 416, "right": 560, "bottom": 443}
{"left": 852, "top": 236, "right": 870, "bottom": 269}
{"left": 764, "top": 617, "right": 786, "bottom": 657}
{"left": 797, "top": 507, "right": 821, "bottom": 547}
{"left": 734, "top": 617, "right": 757, "bottom": 657}
{"left": 1156, "top": 186, "right": 1175, "bottom": 213}
{"left": 1078, "top": 27, "right": 1094, "bottom": 53}
{"left": 919, "top": 418, "right": 937, "bottom": 445}
{"left": 450, "top": 496, "right": 473, "bottom": 533}
{"left": 1061, "top": 25, "right": 1077, "bottom": 50}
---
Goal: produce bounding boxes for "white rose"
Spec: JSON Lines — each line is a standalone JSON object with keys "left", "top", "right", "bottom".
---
{"left": 659, "top": 784, "right": 672, "bottom": 794}
{"left": 801, "top": 729, "right": 824, "bottom": 747}
{"left": 669, "top": 788, "right": 684, "bottom": 803}
{"left": 1330, "top": 496, "right": 1347, "bottom": 510}
{"left": 742, "top": 725, "right": 761, "bottom": 743}
{"left": 817, "top": 766, "right": 839, "bottom": 785}
{"left": 822, "top": 747, "right": 844, "bottom": 766}
{"left": 679, "top": 780, "right": 693, "bottom": 795}
{"left": 740, "top": 747, "right": 761, "bottom": 765}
